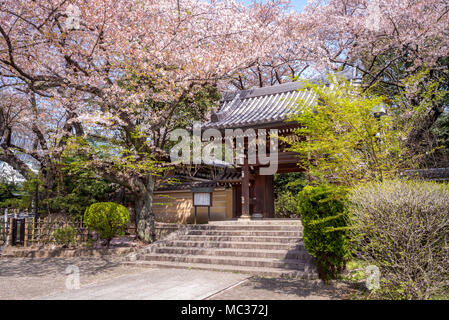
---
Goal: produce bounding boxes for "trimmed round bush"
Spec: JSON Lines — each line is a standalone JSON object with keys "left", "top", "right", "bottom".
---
{"left": 297, "top": 184, "right": 350, "bottom": 281}
{"left": 348, "top": 179, "right": 449, "bottom": 299}
{"left": 84, "top": 202, "right": 130, "bottom": 246}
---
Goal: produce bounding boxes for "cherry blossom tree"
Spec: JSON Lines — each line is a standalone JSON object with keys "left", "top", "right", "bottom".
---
{"left": 4, "top": 0, "right": 446, "bottom": 241}
{"left": 292, "top": 0, "right": 449, "bottom": 163}
{"left": 0, "top": 85, "right": 86, "bottom": 207}
{"left": 295, "top": 0, "right": 449, "bottom": 76}
{"left": 0, "top": 0, "right": 293, "bottom": 241}
{"left": 0, "top": 90, "right": 35, "bottom": 180}
{"left": 229, "top": 0, "right": 311, "bottom": 89}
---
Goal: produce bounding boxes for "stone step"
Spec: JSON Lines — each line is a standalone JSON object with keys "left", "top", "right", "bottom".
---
{"left": 178, "top": 235, "right": 301, "bottom": 243}
{"left": 208, "top": 220, "right": 302, "bottom": 226}
{"left": 188, "top": 224, "right": 302, "bottom": 231}
{"left": 123, "top": 260, "right": 318, "bottom": 279}
{"left": 138, "top": 253, "right": 307, "bottom": 270}
{"left": 186, "top": 230, "right": 302, "bottom": 237}
{"left": 126, "top": 219, "right": 317, "bottom": 278}
{"left": 153, "top": 246, "right": 312, "bottom": 260}
{"left": 159, "top": 240, "right": 306, "bottom": 251}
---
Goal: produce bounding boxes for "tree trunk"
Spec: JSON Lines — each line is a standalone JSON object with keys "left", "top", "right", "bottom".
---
{"left": 405, "top": 104, "right": 445, "bottom": 167}
{"left": 134, "top": 176, "right": 156, "bottom": 243}
{"left": 42, "top": 165, "right": 56, "bottom": 191}
{"left": 407, "top": 104, "right": 444, "bottom": 146}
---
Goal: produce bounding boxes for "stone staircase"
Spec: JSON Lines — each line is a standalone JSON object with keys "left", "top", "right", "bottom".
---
{"left": 125, "top": 219, "right": 318, "bottom": 278}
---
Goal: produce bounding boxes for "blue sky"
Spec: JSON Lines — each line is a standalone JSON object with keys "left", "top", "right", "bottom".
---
{"left": 237, "top": 0, "right": 308, "bottom": 11}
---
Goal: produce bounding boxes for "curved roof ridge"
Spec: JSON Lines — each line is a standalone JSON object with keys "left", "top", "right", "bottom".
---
{"left": 204, "top": 81, "right": 314, "bottom": 129}
{"left": 221, "top": 81, "right": 305, "bottom": 102}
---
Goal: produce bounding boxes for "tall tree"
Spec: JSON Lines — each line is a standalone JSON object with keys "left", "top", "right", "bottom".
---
{"left": 0, "top": 0, "right": 293, "bottom": 241}
{"left": 285, "top": 76, "right": 410, "bottom": 185}
{"left": 291, "top": 0, "right": 449, "bottom": 156}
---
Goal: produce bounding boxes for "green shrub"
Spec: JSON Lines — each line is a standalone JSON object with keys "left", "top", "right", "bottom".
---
{"left": 274, "top": 172, "right": 308, "bottom": 195}
{"left": 0, "top": 178, "right": 43, "bottom": 213}
{"left": 348, "top": 179, "right": 449, "bottom": 299}
{"left": 0, "top": 198, "right": 24, "bottom": 210}
{"left": 84, "top": 202, "right": 130, "bottom": 246}
{"left": 45, "top": 175, "right": 117, "bottom": 217}
{"left": 53, "top": 226, "right": 77, "bottom": 247}
{"left": 0, "top": 183, "right": 11, "bottom": 202}
{"left": 275, "top": 191, "right": 300, "bottom": 218}
{"left": 297, "top": 184, "right": 350, "bottom": 281}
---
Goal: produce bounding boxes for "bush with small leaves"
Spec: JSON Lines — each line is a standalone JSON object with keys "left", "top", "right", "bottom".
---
{"left": 84, "top": 202, "right": 130, "bottom": 246}
{"left": 348, "top": 180, "right": 449, "bottom": 299}
{"left": 297, "top": 184, "right": 350, "bottom": 281}
{"left": 275, "top": 191, "right": 300, "bottom": 218}
{"left": 53, "top": 226, "right": 77, "bottom": 247}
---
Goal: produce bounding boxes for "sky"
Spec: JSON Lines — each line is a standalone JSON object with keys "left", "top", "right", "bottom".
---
{"left": 237, "top": 0, "right": 309, "bottom": 11}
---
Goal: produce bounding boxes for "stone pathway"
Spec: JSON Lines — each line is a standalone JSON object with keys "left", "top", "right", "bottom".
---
{"left": 0, "top": 257, "right": 248, "bottom": 300}
{"left": 0, "top": 256, "right": 360, "bottom": 300}
{"left": 207, "top": 276, "right": 362, "bottom": 300}
{"left": 0, "top": 256, "right": 144, "bottom": 299}
{"left": 43, "top": 268, "right": 249, "bottom": 300}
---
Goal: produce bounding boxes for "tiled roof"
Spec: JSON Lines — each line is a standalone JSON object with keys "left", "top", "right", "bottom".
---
{"left": 156, "top": 175, "right": 215, "bottom": 191}
{"left": 156, "top": 170, "right": 242, "bottom": 191}
{"left": 204, "top": 82, "right": 314, "bottom": 129}
{"left": 216, "top": 170, "right": 241, "bottom": 183}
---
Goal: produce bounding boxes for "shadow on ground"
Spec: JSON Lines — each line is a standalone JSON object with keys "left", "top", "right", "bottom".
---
{"left": 209, "top": 276, "right": 365, "bottom": 300}
{"left": 0, "top": 256, "right": 122, "bottom": 277}
{"left": 253, "top": 277, "right": 363, "bottom": 299}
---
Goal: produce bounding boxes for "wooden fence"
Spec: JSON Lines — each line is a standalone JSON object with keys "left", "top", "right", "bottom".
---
{"left": 0, "top": 217, "right": 88, "bottom": 247}
{"left": 0, "top": 218, "right": 9, "bottom": 246}
{"left": 0, "top": 216, "right": 140, "bottom": 247}
{"left": 0, "top": 216, "right": 179, "bottom": 246}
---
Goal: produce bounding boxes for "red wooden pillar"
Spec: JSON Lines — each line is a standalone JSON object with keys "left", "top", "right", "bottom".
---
{"left": 240, "top": 158, "right": 251, "bottom": 219}
{"left": 253, "top": 168, "right": 264, "bottom": 219}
